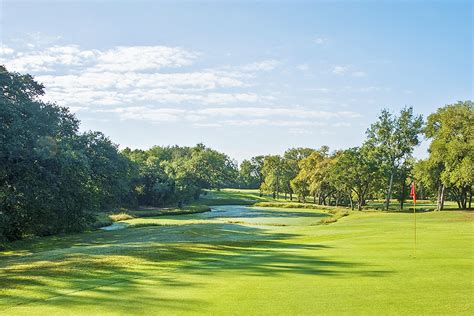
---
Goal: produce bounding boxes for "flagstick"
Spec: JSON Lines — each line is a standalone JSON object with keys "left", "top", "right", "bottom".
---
{"left": 413, "top": 199, "right": 416, "bottom": 258}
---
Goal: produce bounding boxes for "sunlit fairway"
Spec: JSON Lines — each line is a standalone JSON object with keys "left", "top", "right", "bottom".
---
{"left": 1, "top": 191, "right": 472, "bottom": 315}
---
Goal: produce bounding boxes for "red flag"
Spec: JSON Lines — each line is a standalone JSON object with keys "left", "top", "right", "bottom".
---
{"left": 410, "top": 182, "right": 416, "bottom": 204}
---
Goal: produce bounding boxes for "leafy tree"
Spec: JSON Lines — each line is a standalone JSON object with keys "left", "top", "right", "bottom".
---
{"left": 281, "top": 148, "right": 314, "bottom": 200}
{"left": 330, "top": 147, "right": 379, "bottom": 210}
{"left": 413, "top": 158, "right": 445, "bottom": 210}
{"left": 424, "top": 101, "right": 473, "bottom": 209}
{"left": 238, "top": 159, "right": 261, "bottom": 188}
{"left": 261, "top": 155, "right": 283, "bottom": 199}
{"left": 250, "top": 156, "right": 265, "bottom": 195}
{"left": 291, "top": 147, "right": 333, "bottom": 204}
{"left": 0, "top": 66, "right": 91, "bottom": 240}
{"left": 365, "top": 107, "right": 423, "bottom": 210}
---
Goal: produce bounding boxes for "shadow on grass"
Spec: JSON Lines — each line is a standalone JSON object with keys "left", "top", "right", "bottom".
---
{"left": 0, "top": 220, "right": 392, "bottom": 313}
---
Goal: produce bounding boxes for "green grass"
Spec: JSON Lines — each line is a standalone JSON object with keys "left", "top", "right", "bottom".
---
{"left": 195, "top": 189, "right": 270, "bottom": 206}
{"left": 0, "top": 190, "right": 472, "bottom": 315}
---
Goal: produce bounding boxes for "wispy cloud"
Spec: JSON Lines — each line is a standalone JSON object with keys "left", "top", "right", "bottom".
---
{"left": 0, "top": 43, "right": 281, "bottom": 107}
{"left": 0, "top": 45, "right": 15, "bottom": 55}
{"left": 97, "top": 105, "right": 361, "bottom": 127}
{"left": 0, "top": 39, "right": 365, "bottom": 135}
{"left": 309, "top": 86, "right": 390, "bottom": 93}
{"left": 0, "top": 45, "right": 197, "bottom": 73}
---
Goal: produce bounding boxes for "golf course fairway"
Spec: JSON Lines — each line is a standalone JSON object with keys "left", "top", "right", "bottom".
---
{"left": 1, "top": 205, "right": 473, "bottom": 315}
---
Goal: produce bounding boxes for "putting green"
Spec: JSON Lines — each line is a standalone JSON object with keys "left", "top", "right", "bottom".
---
{"left": 1, "top": 205, "right": 472, "bottom": 315}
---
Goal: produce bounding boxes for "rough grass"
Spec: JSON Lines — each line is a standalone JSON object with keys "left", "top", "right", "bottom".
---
{"left": 319, "top": 209, "right": 350, "bottom": 224}
{"left": 253, "top": 201, "right": 351, "bottom": 224}
{"left": 1, "top": 189, "right": 472, "bottom": 315}
{"left": 109, "top": 212, "right": 135, "bottom": 221}
{"left": 254, "top": 201, "right": 339, "bottom": 210}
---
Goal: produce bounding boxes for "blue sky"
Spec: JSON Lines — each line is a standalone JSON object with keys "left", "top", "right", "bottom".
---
{"left": 0, "top": 0, "right": 472, "bottom": 161}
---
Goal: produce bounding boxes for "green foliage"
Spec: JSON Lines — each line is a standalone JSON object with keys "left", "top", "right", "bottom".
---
{"left": 330, "top": 147, "right": 380, "bottom": 210}
{"left": 365, "top": 107, "right": 424, "bottom": 210}
{"left": 125, "top": 143, "right": 238, "bottom": 208}
{"left": 0, "top": 66, "right": 236, "bottom": 242}
{"left": 423, "top": 101, "right": 473, "bottom": 208}
{"left": 238, "top": 158, "right": 263, "bottom": 189}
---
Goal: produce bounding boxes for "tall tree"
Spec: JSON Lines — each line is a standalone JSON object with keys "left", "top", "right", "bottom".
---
{"left": 424, "top": 101, "right": 473, "bottom": 209}
{"left": 282, "top": 148, "right": 314, "bottom": 200}
{"left": 365, "top": 107, "right": 423, "bottom": 210}
{"left": 330, "top": 147, "right": 379, "bottom": 210}
{"left": 261, "top": 155, "right": 283, "bottom": 199}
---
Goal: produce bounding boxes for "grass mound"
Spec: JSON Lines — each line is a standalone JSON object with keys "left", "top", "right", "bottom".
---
{"left": 109, "top": 212, "right": 135, "bottom": 221}
{"left": 319, "top": 209, "right": 350, "bottom": 224}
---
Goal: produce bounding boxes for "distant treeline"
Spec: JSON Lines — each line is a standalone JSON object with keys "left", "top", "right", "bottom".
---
{"left": 239, "top": 102, "right": 473, "bottom": 211}
{"left": 1, "top": 66, "right": 472, "bottom": 242}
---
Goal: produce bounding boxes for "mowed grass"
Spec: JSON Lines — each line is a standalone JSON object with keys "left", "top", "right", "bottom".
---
{"left": 0, "top": 192, "right": 473, "bottom": 315}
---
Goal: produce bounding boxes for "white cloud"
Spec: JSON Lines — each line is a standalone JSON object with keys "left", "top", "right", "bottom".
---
{"left": 1, "top": 43, "right": 282, "bottom": 107}
{"left": 310, "top": 86, "right": 390, "bottom": 93}
{"left": 37, "top": 70, "right": 252, "bottom": 106}
{"left": 1, "top": 45, "right": 97, "bottom": 72}
{"left": 0, "top": 45, "right": 14, "bottom": 55}
{"left": 98, "top": 105, "right": 361, "bottom": 126}
{"left": 1, "top": 40, "right": 366, "bottom": 134}
{"left": 1, "top": 45, "right": 196, "bottom": 73}
{"left": 91, "top": 46, "right": 197, "bottom": 72}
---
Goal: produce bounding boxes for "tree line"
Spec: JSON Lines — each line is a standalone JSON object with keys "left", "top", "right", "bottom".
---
{"left": 0, "top": 66, "right": 237, "bottom": 242}
{"left": 1, "top": 66, "right": 472, "bottom": 242}
{"left": 239, "top": 103, "right": 473, "bottom": 211}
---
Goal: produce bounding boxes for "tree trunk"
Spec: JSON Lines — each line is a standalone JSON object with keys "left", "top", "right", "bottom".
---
{"left": 461, "top": 187, "right": 467, "bottom": 209}
{"left": 469, "top": 188, "right": 472, "bottom": 209}
{"left": 385, "top": 171, "right": 394, "bottom": 211}
{"left": 400, "top": 180, "right": 406, "bottom": 211}
{"left": 436, "top": 184, "right": 442, "bottom": 211}
{"left": 440, "top": 185, "right": 445, "bottom": 210}
{"left": 290, "top": 192, "right": 293, "bottom": 201}
{"left": 437, "top": 184, "right": 446, "bottom": 211}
